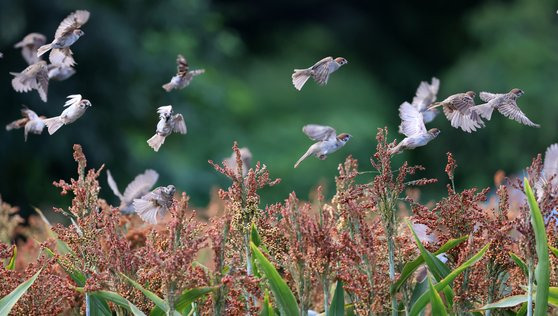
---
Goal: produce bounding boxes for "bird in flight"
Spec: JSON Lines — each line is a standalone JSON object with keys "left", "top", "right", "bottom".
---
{"left": 292, "top": 56, "right": 348, "bottom": 90}
{"left": 294, "top": 124, "right": 351, "bottom": 168}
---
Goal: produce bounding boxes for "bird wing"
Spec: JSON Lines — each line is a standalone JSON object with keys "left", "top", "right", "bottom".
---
{"left": 55, "top": 10, "right": 90, "bottom": 38}
{"left": 106, "top": 170, "right": 124, "bottom": 200}
{"left": 157, "top": 105, "right": 173, "bottom": 116}
{"left": 36, "top": 63, "right": 49, "bottom": 102}
{"left": 64, "top": 94, "right": 82, "bottom": 107}
{"left": 176, "top": 54, "right": 189, "bottom": 75}
{"left": 122, "top": 169, "right": 159, "bottom": 203}
{"left": 479, "top": 92, "right": 499, "bottom": 102}
{"left": 21, "top": 106, "right": 39, "bottom": 120}
{"left": 171, "top": 114, "right": 187, "bottom": 134}
{"left": 302, "top": 124, "right": 337, "bottom": 141}
{"left": 543, "top": 144, "right": 558, "bottom": 185}
{"left": 398, "top": 102, "right": 426, "bottom": 137}
{"left": 49, "top": 48, "right": 75, "bottom": 67}
{"left": 311, "top": 57, "right": 333, "bottom": 85}
{"left": 449, "top": 94, "right": 475, "bottom": 113}
{"left": 412, "top": 77, "right": 440, "bottom": 111}
{"left": 497, "top": 100, "right": 539, "bottom": 127}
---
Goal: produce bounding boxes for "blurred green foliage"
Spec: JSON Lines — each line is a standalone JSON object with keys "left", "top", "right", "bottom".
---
{"left": 0, "top": 0, "right": 556, "bottom": 217}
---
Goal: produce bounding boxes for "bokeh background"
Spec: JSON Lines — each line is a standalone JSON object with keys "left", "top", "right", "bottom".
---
{"left": 0, "top": 0, "right": 557, "bottom": 218}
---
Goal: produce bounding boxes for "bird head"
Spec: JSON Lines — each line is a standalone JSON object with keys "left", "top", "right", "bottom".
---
{"left": 428, "top": 128, "right": 441, "bottom": 138}
{"left": 465, "top": 91, "right": 476, "bottom": 98}
{"left": 511, "top": 88, "right": 524, "bottom": 96}
{"left": 164, "top": 185, "right": 176, "bottom": 196}
{"left": 337, "top": 133, "right": 352, "bottom": 143}
{"left": 80, "top": 100, "right": 92, "bottom": 108}
{"left": 334, "top": 57, "right": 348, "bottom": 66}
{"left": 73, "top": 29, "right": 85, "bottom": 37}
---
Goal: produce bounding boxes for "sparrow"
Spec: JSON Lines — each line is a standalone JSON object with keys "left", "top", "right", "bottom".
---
{"left": 473, "top": 89, "right": 539, "bottom": 127}
{"left": 48, "top": 63, "right": 76, "bottom": 81}
{"left": 223, "top": 147, "right": 253, "bottom": 177}
{"left": 43, "top": 94, "right": 92, "bottom": 134}
{"left": 37, "top": 10, "right": 90, "bottom": 67}
{"left": 390, "top": 102, "right": 441, "bottom": 155}
{"left": 292, "top": 56, "right": 348, "bottom": 91}
{"left": 14, "top": 33, "right": 47, "bottom": 65}
{"left": 107, "top": 169, "right": 159, "bottom": 214}
{"left": 5, "top": 106, "right": 46, "bottom": 141}
{"left": 147, "top": 105, "right": 187, "bottom": 152}
{"left": 428, "top": 91, "right": 484, "bottom": 133}
{"left": 411, "top": 77, "right": 440, "bottom": 123}
{"left": 162, "top": 54, "right": 205, "bottom": 91}
{"left": 535, "top": 143, "right": 558, "bottom": 200}
{"left": 10, "top": 61, "right": 49, "bottom": 102}
{"left": 132, "top": 185, "right": 176, "bottom": 224}
{"left": 294, "top": 124, "right": 351, "bottom": 168}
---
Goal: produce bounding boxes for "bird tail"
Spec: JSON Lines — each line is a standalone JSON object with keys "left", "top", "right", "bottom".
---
{"left": 291, "top": 68, "right": 312, "bottom": 91}
{"left": 43, "top": 116, "right": 64, "bottom": 135}
{"left": 473, "top": 103, "right": 495, "bottom": 120}
{"left": 147, "top": 134, "right": 166, "bottom": 152}
{"left": 427, "top": 101, "right": 442, "bottom": 110}
{"left": 294, "top": 148, "right": 313, "bottom": 168}
{"left": 389, "top": 142, "right": 404, "bottom": 155}
{"left": 37, "top": 43, "right": 52, "bottom": 57}
{"left": 162, "top": 82, "right": 174, "bottom": 92}
{"left": 132, "top": 199, "right": 159, "bottom": 224}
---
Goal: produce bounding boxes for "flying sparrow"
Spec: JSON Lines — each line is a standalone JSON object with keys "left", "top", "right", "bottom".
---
{"left": 48, "top": 63, "right": 76, "bottom": 81}
{"left": 411, "top": 77, "right": 440, "bottom": 123}
{"left": 5, "top": 106, "right": 46, "bottom": 141}
{"left": 294, "top": 124, "right": 351, "bottom": 168}
{"left": 390, "top": 102, "right": 441, "bottom": 154}
{"left": 162, "top": 54, "right": 205, "bottom": 92}
{"left": 37, "top": 10, "right": 90, "bottom": 67}
{"left": 473, "top": 89, "right": 539, "bottom": 127}
{"left": 223, "top": 147, "right": 253, "bottom": 177}
{"left": 428, "top": 91, "right": 484, "bottom": 133}
{"left": 10, "top": 61, "right": 49, "bottom": 102}
{"left": 107, "top": 169, "right": 159, "bottom": 214}
{"left": 132, "top": 185, "right": 175, "bottom": 224}
{"left": 292, "top": 56, "right": 348, "bottom": 91}
{"left": 14, "top": 33, "right": 47, "bottom": 65}
{"left": 147, "top": 105, "right": 187, "bottom": 152}
{"left": 43, "top": 94, "right": 92, "bottom": 134}
{"left": 534, "top": 143, "right": 558, "bottom": 201}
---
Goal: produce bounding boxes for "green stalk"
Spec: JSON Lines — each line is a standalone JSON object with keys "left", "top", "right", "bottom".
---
{"left": 323, "top": 275, "right": 330, "bottom": 316}
{"left": 527, "top": 259, "right": 533, "bottom": 316}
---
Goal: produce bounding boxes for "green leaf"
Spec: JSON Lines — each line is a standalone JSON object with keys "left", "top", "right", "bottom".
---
{"left": 549, "top": 245, "right": 558, "bottom": 258}
{"left": 516, "top": 302, "right": 527, "bottom": 316}
{"left": 120, "top": 273, "right": 169, "bottom": 312}
{"left": 329, "top": 281, "right": 344, "bottom": 316}
{"left": 251, "top": 222, "right": 262, "bottom": 247}
{"left": 259, "top": 291, "right": 275, "bottom": 316}
{"left": 174, "top": 286, "right": 217, "bottom": 312}
{"left": 5, "top": 246, "right": 16, "bottom": 270}
{"left": 427, "top": 275, "right": 448, "bottom": 316}
{"left": 547, "top": 287, "right": 558, "bottom": 307}
{"left": 88, "top": 294, "right": 112, "bottom": 316}
{"left": 0, "top": 268, "right": 42, "bottom": 316}
{"left": 250, "top": 242, "right": 299, "bottom": 316}
{"left": 524, "top": 178, "right": 550, "bottom": 316}
{"left": 44, "top": 247, "right": 87, "bottom": 287}
{"left": 90, "top": 291, "right": 146, "bottom": 316}
{"left": 392, "top": 234, "right": 467, "bottom": 294}
{"left": 510, "top": 253, "right": 528, "bottom": 278}
{"left": 409, "top": 242, "right": 490, "bottom": 316}
{"left": 470, "top": 295, "right": 528, "bottom": 311}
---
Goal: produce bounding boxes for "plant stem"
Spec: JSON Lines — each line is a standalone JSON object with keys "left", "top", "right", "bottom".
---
{"left": 322, "top": 276, "right": 330, "bottom": 316}
{"left": 387, "top": 235, "right": 398, "bottom": 316}
{"left": 527, "top": 259, "right": 534, "bottom": 316}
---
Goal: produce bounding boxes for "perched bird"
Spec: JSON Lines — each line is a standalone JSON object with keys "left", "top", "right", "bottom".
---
{"left": 223, "top": 147, "right": 253, "bottom": 177}
{"left": 133, "top": 185, "right": 176, "bottom": 224}
{"left": 428, "top": 91, "right": 484, "bottom": 133}
{"left": 107, "top": 169, "right": 159, "bottom": 214}
{"left": 390, "top": 102, "right": 441, "bottom": 155}
{"left": 411, "top": 77, "right": 440, "bottom": 123}
{"left": 10, "top": 61, "right": 49, "bottom": 102}
{"left": 292, "top": 56, "right": 348, "bottom": 91}
{"left": 37, "top": 10, "right": 90, "bottom": 67}
{"left": 48, "top": 63, "right": 76, "bottom": 81}
{"left": 294, "top": 124, "right": 351, "bottom": 168}
{"left": 43, "top": 94, "right": 92, "bottom": 134}
{"left": 162, "top": 54, "right": 205, "bottom": 91}
{"left": 5, "top": 106, "right": 46, "bottom": 141}
{"left": 473, "top": 89, "right": 539, "bottom": 127}
{"left": 14, "top": 33, "right": 47, "bottom": 65}
{"left": 147, "top": 105, "right": 187, "bottom": 152}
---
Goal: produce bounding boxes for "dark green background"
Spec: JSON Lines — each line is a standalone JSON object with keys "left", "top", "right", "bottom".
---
{"left": 1, "top": 0, "right": 556, "bottom": 218}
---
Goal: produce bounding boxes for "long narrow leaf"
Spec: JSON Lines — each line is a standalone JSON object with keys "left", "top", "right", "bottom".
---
{"left": 409, "top": 242, "right": 490, "bottom": 316}
{"left": 88, "top": 294, "right": 112, "bottom": 316}
{"left": 250, "top": 242, "right": 299, "bottom": 316}
{"left": 329, "top": 281, "right": 345, "bottom": 316}
{"left": 510, "top": 253, "right": 528, "bottom": 278}
{"left": 44, "top": 247, "right": 87, "bottom": 287}
{"left": 549, "top": 245, "right": 558, "bottom": 258}
{"left": 174, "top": 286, "right": 217, "bottom": 312}
{"left": 471, "top": 295, "right": 528, "bottom": 311}
{"left": 120, "top": 273, "right": 169, "bottom": 312}
{"left": 5, "top": 246, "right": 16, "bottom": 270}
{"left": 0, "top": 268, "right": 42, "bottom": 316}
{"left": 427, "top": 275, "right": 448, "bottom": 316}
{"left": 524, "top": 178, "right": 550, "bottom": 316}
{"left": 90, "top": 290, "right": 146, "bottom": 316}
{"left": 259, "top": 291, "right": 275, "bottom": 316}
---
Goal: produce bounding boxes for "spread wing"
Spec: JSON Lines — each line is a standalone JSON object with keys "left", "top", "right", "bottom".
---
{"left": 21, "top": 106, "right": 39, "bottom": 120}
{"left": 36, "top": 63, "right": 49, "bottom": 102}
{"left": 398, "top": 102, "right": 426, "bottom": 137}
{"left": 49, "top": 48, "right": 75, "bottom": 67}
{"left": 543, "top": 144, "right": 558, "bottom": 185}
{"left": 106, "top": 170, "right": 123, "bottom": 200}
{"left": 479, "top": 92, "right": 500, "bottom": 102}
{"left": 171, "top": 114, "right": 187, "bottom": 134}
{"left": 449, "top": 94, "right": 475, "bottom": 113}
{"left": 55, "top": 10, "right": 90, "bottom": 38}
{"left": 64, "top": 94, "right": 82, "bottom": 107}
{"left": 412, "top": 77, "right": 440, "bottom": 111}
{"left": 311, "top": 57, "right": 333, "bottom": 85}
{"left": 176, "top": 54, "right": 188, "bottom": 75}
{"left": 123, "top": 169, "right": 159, "bottom": 203}
{"left": 302, "top": 124, "right": 336, "bottom": 141}
{"left": 497, "top": 100, "right": 539, "bottom": 127}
